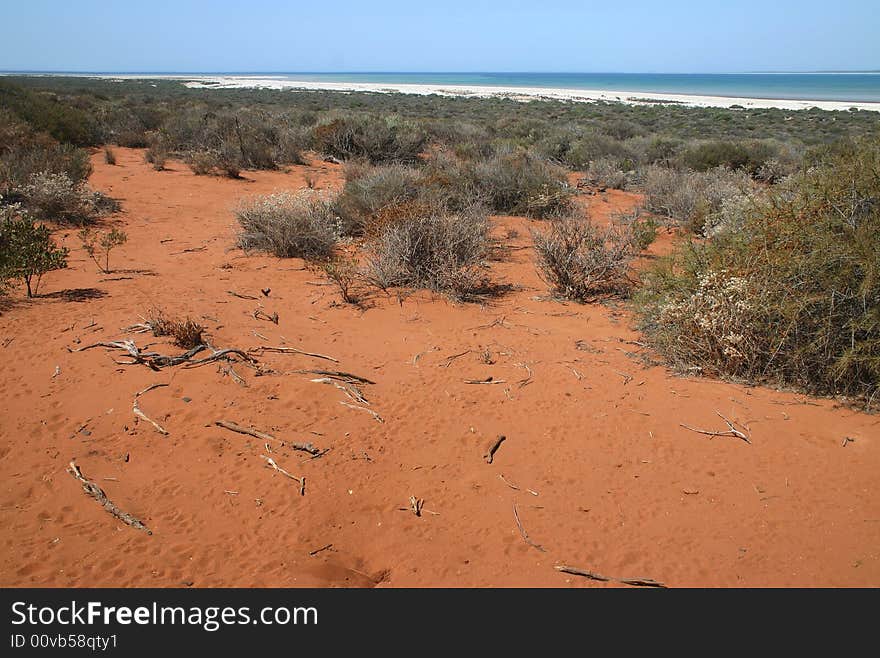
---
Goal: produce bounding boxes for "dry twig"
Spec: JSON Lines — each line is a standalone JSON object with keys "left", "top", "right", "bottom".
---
{"left": 67, "top": 461, "right": 151, "bottom": 534}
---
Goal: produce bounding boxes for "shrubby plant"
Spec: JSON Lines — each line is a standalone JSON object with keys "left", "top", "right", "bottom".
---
{"left": 635, "top": 137, "right": 880, "bottom": 406}
{"left": 235, "top": 190, "right": 341, "bottom": 259}
{"left": 0, "top": 202, "right": 68, "bottom": 297}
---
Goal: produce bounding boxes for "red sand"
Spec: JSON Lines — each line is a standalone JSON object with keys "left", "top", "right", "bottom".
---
{"left": 1, "top": 148, "right": 878, "bottom": 587}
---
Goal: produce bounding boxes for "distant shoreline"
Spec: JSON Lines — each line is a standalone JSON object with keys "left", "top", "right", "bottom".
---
{"left": 179, "top": 75, "right": 880, "bottom": 112}
{"left": 5, "top": 72, "right": 880, "bottom": 112}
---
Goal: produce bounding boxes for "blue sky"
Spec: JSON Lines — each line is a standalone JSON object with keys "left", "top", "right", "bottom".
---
{"left": 1, "top": 0, "right": 877, "bottom": 73}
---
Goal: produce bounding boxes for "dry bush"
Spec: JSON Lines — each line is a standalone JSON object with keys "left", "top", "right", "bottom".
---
{"left": 103, "top": 146, "right": 116, "bottom": 165}
{"left": 583, "top": 157, "right": 631, "bottom": 190}
{"left": 533, "top": 215, "right": 637, "bottom": 302}
{"left": 235, "top": 190, "right": 340, "bottom": 259}
{"left": 641, "top": 165, "right": 753, "bottom": 234}
{"left": 144, "top": 146, "right": 167, "bottom": 171}
{"left": 186, "top": 150, "right": 219, "bottom": 175}
{"left": 321, "top": 255, "right": 360, "bottom": 304}
{"left": 365, "top": 203, "right": 492, "bottom": 299}
{"left": 143, "top": 308, "right": 205, "bottom": 348}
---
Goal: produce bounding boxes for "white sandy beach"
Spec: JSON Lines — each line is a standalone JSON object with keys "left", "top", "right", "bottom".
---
{"left": 161, "top": 75, "right": 880, "bottom": 112}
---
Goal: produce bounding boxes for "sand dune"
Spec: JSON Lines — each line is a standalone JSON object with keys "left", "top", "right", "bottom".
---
{"left": 1, "top": 148, "right": 878, "bottom": 587}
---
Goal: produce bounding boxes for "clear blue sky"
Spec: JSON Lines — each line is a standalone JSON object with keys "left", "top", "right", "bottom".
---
{"left": 1, "top": 0, "right": 877, "bottom": 73}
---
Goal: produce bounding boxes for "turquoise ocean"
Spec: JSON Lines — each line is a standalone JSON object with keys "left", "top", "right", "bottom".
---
{"left": 238, "top": 72, "right": 880, "bottom": 103}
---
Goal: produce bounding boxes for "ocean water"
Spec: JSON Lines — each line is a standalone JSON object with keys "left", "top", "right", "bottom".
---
{"left": 246, "top": 72, "right": 880, "bottom": 103}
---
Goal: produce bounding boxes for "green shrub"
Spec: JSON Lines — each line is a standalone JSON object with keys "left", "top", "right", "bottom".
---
{"left": 79, "top": 226, "right": 127, "bottom": 273}
{"left": 235, "top": 190, "right": 340, "bottom": 259}
{"left": 634, "top": 137, "right": 880, "bottom": 406}
{"left": 0, "top": 203, "right": 68, "bottom": 297}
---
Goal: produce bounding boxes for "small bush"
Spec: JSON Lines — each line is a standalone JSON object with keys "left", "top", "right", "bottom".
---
{"left": 583, "top": 157, "right": 630, "bottom": 190}
{"left": 144, "top": 146, "right": 167, "bottom": 171}
{"left": 143, "top": 308, "right": 204, "bottom": 348}
{"left": 103, "top": 146, "right": 116, "bottom": 165}
{"left": 20, "top": 171, "right": 98, "bottom": 224}
{"left": 79, "top": 226, "right": 127, "bottom": 273}
{"left": 365, "top": 203, "right": 491, "bottom": 299}
{"left": 186, "top": 150, "right": 219, "bottom": 176}
{"left": 472, "top": 148, "right": 572, "bottom": 218}
{"left": 235, "top": 190, "right": 340, "bottom": 259}
{"left": 641, "top": 165, "right": 753, "bottom": 234}
{"left": 333, "top": 163, "right": 421, "bottom": 235}
{"left": 0, "top": 203, "right": 68, "bottom": 297}
{"left": 533, "top": 216, "right": 637, "bottom": 302}
{"left": 312, "top": 114, "right": 427, "bottom": 164}
{"left": 321, "top": 255, "right": 360, "bottom": 304}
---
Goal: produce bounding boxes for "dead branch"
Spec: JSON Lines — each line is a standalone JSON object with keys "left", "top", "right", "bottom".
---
{"left": 441, "top": 349, "right": 471, "bottom": 368}
{"left": 680, "top": 411, "right": 751, "bottom": 444}
{"left": 484, "top": 435, "right": 506, "bottom": 464}
{"left": 248, "top": 346, "right": 338, "bottom": 363}
{"left": 340, "top": 402, "right": 384, "bottom": 423}
{"left": 513, "top": 504, "right": 546, "bottom": 552}
{"left": 70, "top": 340, "right": 254, "bottom": 370}
{"left": 228, "top": 290, "right": 258, "bottom": 300}
{"left": 215, "top": 420, "right": 280, "bottom": 444}
{"left": 296, "top": 369, "right": 375, "bottom": 385}
{"left": 311, "top": 378, "right": 369, "bottom": 405}
{"left": 555, "top": 565, "right": 665, "bottom": 588}
{"left": 135, "top": 382, "right": 168, "bottom": 398}
{"left": 253, "top": 308, "right": 279, "bottom": 324}
{"left": 465, "top": 377, "right": 506, "bottom": 385}
{"left": 220, "top": 364, "right": 248, "bottom": 386}
{"left": 132, "top": 389, "right": 168, "bottom": 435}
{"left": 261, "top": 455, "right": 306, "bottom": 495}
{"left": 67, "top": 461, "right": 151, "bottom": 534}
{"left": 410, "top": 495, "right": 424, "bottom": 517}
{"left": 309, "top": 544, "right": 333, "bottom": 556}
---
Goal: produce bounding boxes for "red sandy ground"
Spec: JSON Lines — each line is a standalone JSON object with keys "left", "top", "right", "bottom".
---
{"left": 1, "top": 148, "right": 878, "bottom": 588}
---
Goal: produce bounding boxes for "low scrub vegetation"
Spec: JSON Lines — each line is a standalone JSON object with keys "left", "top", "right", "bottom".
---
{"left": 635, "top": 137, "right": 880, "bottom": 407}
{"left": 143, "top": 308, "right": 205, "bottom": 348}
{"left": 235, "top": 190, "right": 341, "bottom": 259}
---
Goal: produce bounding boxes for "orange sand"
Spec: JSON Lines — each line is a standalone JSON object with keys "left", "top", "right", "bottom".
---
{"left": 1, "top": 148, "right": 878, "bottom": 587}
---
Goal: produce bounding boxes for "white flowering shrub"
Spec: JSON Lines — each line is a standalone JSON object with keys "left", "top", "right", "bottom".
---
{"left": 654, "top": 270, "right": 758, "bottom": 375}
{"left": 235, "top": 190, "right": 341, "bottom": 259}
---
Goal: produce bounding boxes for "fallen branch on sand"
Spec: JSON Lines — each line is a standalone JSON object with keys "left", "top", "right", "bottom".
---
{"left": 465, "top": 377, "right": 506, "bottom": 385}
{"left": 228, "top": 290, "right": 258, "bottom": 300}
{"left": 410, "top": 495, "right": 424, "bottom": 517}
{"left": 554, "top": 565, "right": 665, "bottom": 588}
{"left": 248, "top": 346, "right": 338, "bottom": 363}
{"left": 132, "top": 383, "right": 169, "bottom": 435}
{"left": 215, "top": 420, "right": 279, "bottom": 443}
{"left": 311, "top": 378, "right": 369, "bottom": 405}
{"left": 680, "top": 411, "right": 751, "bottom": 444}
{"left": 215, "top": 420, "right": 323, "bottom": 456}
{"left": 67, "top": 460, "right": 151, "bottom": 534}
{"left": 70, "top": 340, "right": 254, "bottom": 371}
{"left": 253, "top": 308, "right": 279, "bottom": 324}
{"left": 484, "top": 435, "right": 506, "bottom": 464}
{"left": 513, "top": 504, "right": 546, "bottom": 552}
{"left": 295, "top": 369, "right": 375, "bottom": 385}
{"left": 261, "top": 455, "right": 305, "bottom": 495}
{"left": 340, "top": 401, "right": 384, "bottom": 423}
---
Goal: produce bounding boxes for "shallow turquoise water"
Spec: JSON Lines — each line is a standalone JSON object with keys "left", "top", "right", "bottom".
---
{"left": 257, "top": 72, "right": 880, "bottom": 103}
